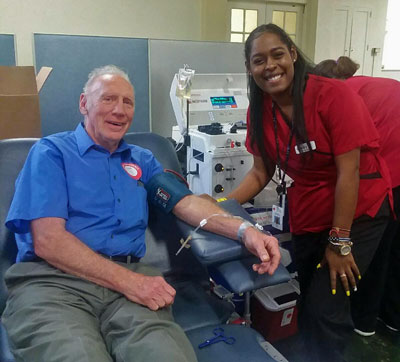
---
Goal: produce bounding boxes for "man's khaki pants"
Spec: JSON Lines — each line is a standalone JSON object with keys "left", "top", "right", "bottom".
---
{"left": 3, "top": 260, "right": 197, "bottom": 362}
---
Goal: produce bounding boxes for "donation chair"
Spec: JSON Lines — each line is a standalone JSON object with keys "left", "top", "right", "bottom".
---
{"left": 0, "top": 133, "right": 289, "bottom": 362}
{"left": 0, "top": 138, "right": 38, "bottom": 362}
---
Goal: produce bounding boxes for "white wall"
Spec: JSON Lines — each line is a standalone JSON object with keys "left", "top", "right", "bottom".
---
{"left": 1, "top": 0, "right": 398, "bottom": 79}
{"left": 0, "top": 0, "right": 202, "bottom": 66}
{"left": 314, "top": 0, "right": 400, "bottom": 80}
{"left": 300, "top": 0, "right": 318, "bottom": 61}
{"left": 370, "top": 0, "right": 400, "bottom": 79}
{"left": 201, "top": 0, "right": 229, "bottom": 41}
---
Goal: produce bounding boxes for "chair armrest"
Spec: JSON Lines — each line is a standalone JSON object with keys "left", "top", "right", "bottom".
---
{"left": 209, "top": 257, "right": 291, "bottom": 294}
{"left": 176, "top": 199, "right": 292, "bottom": 292}
{"left": 176, "top": 199, "right": 257, "bottom": 265}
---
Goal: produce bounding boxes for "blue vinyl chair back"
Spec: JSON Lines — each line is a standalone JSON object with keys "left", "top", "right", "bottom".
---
{"left": 0, "top": 138, "right": 39, "bottom": 314}
{"left": 0, "top": 138, "right": 39, "bottom": 362}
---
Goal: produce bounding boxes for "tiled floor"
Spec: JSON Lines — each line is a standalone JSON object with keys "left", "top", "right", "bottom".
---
{"left": 271, "top": 319, "right": 400, "bottom": 362}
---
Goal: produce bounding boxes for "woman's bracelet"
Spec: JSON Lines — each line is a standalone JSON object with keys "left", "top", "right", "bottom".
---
{"left": 328, "top": 235, "right": 352, "bottom": 246}
{"left": 329, "top": 226, "right": 351, "bottom": 237}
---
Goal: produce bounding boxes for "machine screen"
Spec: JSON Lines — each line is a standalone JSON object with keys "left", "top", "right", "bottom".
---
{"left": 210, "top": 96, "right": 237, "bottom": 108}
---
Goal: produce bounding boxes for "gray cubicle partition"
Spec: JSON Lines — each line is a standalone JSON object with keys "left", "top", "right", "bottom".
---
{"left": 34, "top": 34, "right": 150, "bottom": 136}
{"left": 0, "top": 34, "right": 16, "bottom": 66}
{"left": 149, "top": 39, "right": 246, "bottom": 138}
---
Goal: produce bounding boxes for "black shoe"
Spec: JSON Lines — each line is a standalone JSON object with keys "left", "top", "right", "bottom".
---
{"left": 353, "top": 328, "right": 376, "bottom": 337}
{"left": 377, "top": 317, "right": 399, "bottom": 332}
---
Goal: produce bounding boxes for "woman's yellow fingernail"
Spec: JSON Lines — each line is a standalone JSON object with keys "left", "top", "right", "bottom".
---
{"left": 316, "top": 263, "right": 321, "bottom": 269}
{"left": 332, "top": 289, "right": 336, "bottom": 295}
{"left": 358, "top": 275, "right": 362, "bottom": 280}
{"left": 346, "top": 291, "right": 350, "bottom": 297}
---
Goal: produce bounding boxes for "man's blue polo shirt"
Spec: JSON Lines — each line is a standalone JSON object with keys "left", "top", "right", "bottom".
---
{"left": 6, "top": 123, "right": 163, "bottom": 262}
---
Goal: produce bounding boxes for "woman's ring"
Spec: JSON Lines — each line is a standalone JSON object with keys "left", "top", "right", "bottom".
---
{"left": 340, "top": 274, "right": 347, "bottom": 278}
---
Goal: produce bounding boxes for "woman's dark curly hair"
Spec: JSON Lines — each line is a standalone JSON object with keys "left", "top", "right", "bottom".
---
{"left": 313, "top": 56, "right": 359, "bottom": 79}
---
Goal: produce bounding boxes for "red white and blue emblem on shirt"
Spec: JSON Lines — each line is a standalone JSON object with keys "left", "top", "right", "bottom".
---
{"left": 122, "top": 163, "right": 142, "bottom": 180}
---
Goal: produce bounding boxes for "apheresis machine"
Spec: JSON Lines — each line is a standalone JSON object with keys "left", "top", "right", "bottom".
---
{"left": 170, "top": 67, "right": 253, "bottom": 198}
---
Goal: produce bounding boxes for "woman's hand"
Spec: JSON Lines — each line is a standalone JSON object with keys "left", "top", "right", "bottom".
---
{"left": 319, "top": 246, "right": 360, "bottom": 296}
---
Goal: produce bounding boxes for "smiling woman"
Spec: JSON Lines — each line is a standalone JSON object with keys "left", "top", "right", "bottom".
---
{"left": 79, "top": 66, "right": 135, "bottom": 153}
{"left": 227, "top": 24, "right": 392, "bottom": 362}
{"left": 246, "top": 32, "right": 297, "bottom": 103}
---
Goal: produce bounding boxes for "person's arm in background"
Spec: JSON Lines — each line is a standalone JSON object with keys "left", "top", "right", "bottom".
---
{"left": 227, "top": 155, "right": 274, "bottom": 204}
{"left": 333, "top": 148, "right": 360, "bottom": 231}
{"left": 321, "top": 148, "right": 361, "bottom": 295}
{"left": 172, "top": 193, "right": 281, "bottom": 276}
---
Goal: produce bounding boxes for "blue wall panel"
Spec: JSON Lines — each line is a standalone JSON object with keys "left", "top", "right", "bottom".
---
{"left": 0, "top": 34, "right": 16, "bottom": 66}
{"left": 34, "top": 34, "right": 149, "bottom": 136}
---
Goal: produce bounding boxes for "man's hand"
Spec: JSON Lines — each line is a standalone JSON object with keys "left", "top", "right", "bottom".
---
{"left": 123, "top": 273, "right": 176, "bottom": 311}
{"left": 242, "top": 227, "right": 281, "bottom": 275}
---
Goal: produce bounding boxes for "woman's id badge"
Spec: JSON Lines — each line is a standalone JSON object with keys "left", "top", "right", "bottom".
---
{"left": 272, "top": 205, "right": 284, "bottom": 231}
{"left": 272, "top": 194, "right": 285, "bottom": 231}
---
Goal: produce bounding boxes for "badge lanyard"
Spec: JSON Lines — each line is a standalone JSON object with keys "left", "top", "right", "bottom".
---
{"left": 271, "top": 102, "right": 294, "bottom": 231}
{"left": 272, "top": 102, "right": 294, "bottom": 198}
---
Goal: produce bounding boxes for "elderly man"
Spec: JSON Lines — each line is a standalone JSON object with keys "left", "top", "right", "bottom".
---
{"left": 3, "top": 65, "right": 280, "bottom": 362}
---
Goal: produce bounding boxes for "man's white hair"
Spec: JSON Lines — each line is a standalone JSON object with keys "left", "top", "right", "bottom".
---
{"left": 83, "top": 65, "right": 133, "bottom": 94}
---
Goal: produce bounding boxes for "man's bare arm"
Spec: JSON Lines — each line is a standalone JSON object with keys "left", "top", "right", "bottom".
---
{"left": 32, "top": 217, "right": 175, "bottom": 311}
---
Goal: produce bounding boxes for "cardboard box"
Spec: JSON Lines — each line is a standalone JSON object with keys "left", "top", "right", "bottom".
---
{"left": 251, "top": 281, "right": 300, "bottom": 342}
{"left": 0, "top": 66, "right": 44, "bottom": 140}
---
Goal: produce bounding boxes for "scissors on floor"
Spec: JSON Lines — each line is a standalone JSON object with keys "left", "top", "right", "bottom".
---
{"left": 198, "top": 327, "right": 236, "bottom": 349}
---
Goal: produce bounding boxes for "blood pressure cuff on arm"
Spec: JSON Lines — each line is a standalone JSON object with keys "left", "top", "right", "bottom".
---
{"left": 145, "top": 171, "right": 193, "bottom": 213}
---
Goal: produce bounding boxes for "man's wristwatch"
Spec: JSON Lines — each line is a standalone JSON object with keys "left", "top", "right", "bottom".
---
{"left": 328, "top": 235, "right": 353, "bottom": 256}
